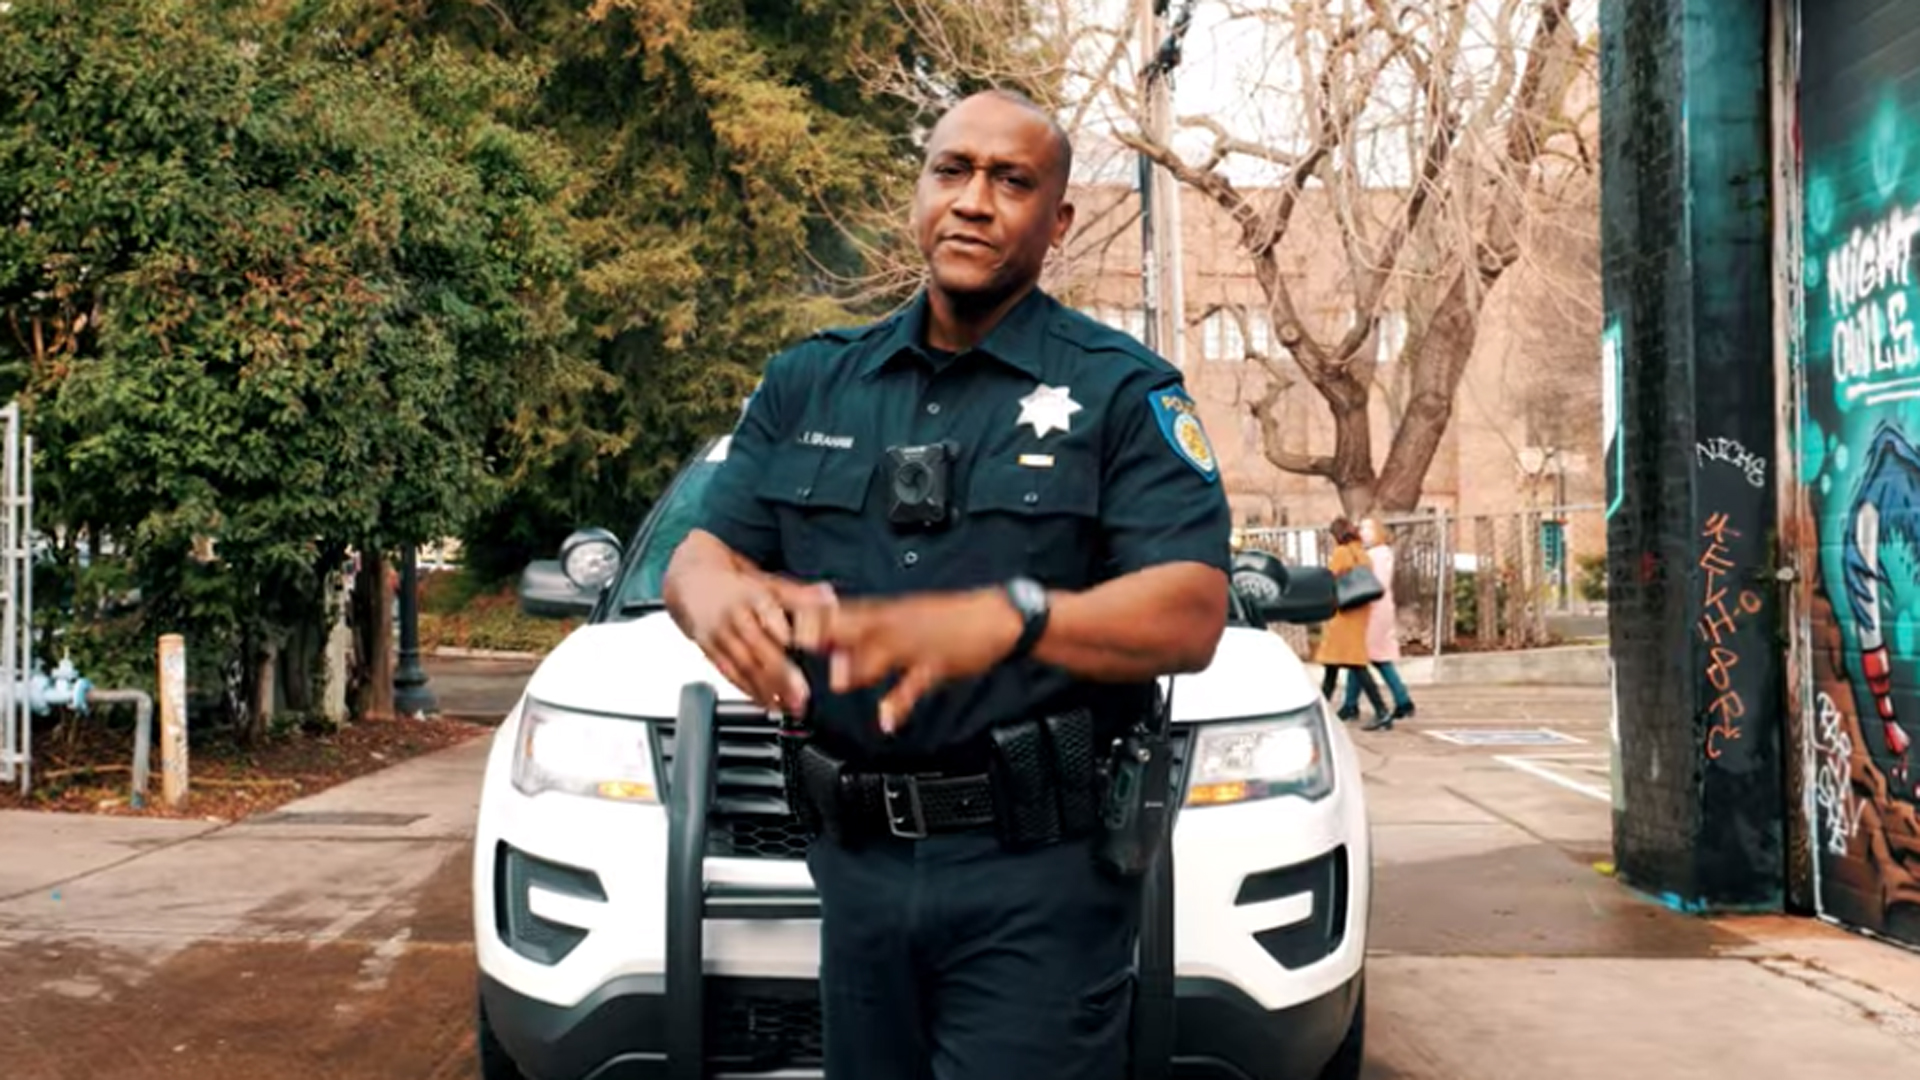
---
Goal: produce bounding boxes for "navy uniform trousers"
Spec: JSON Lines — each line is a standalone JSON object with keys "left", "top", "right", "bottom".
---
{"left": 807, "top": 827, "right": 1142, "bottom": 1080}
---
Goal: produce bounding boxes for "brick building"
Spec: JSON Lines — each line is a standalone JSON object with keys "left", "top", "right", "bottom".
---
{"left": 1043, "top": 175, "right": 1604, "bottom": 533}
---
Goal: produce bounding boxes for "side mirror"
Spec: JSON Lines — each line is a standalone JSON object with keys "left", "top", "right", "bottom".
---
{"left": 1231, "top": 549, "right": 1338, "bottom": 625}
{"left": 518, "top": 559, "right": 601, "bottom": 620}
{"left": 560, "top": 527, "right": 623, "bottom": 592}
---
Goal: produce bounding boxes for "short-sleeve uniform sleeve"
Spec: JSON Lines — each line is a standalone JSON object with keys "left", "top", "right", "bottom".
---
{"left": 695, "top": 349, "right": 803, "bottom": 569}
{"left": 1099, "top": 372, "right": 1233, "bottom": 576}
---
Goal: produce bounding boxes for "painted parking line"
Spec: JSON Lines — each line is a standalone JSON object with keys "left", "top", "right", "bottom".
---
{"left": 1493, "top": 751, "right": 1612, "bottom": 803}
{"left": 1421, "top": 728, "right": 1588, "bottom": 748}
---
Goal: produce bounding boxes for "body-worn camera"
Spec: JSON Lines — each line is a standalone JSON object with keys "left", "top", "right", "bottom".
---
{"left": 886, "top": 441, "right": 960, "bottom": 529}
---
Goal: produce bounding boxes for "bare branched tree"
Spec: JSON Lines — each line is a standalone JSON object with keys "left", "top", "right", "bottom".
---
{"left": 845, "top": 0, "right": 1598, "bottom": 515}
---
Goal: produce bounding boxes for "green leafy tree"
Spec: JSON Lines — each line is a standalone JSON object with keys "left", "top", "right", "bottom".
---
{"left": 358, "top": 0, "right": 988, "bottom": 577}
{"left": 0, "top": 0, "right": 585, "bottom": 734}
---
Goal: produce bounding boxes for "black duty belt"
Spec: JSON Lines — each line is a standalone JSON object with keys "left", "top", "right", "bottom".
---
{"left": 846, "top": 768, "right": 998, "bottom": 839}
{"left": 782, "top": 707, "right": 1106, "bottom": 850}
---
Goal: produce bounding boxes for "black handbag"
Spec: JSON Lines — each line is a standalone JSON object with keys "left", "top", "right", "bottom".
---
{"left": 1334, "top": 564, "right": 1385, "bottom": 611}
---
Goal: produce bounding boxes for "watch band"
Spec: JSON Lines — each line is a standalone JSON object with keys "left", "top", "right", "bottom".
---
{"left": 1004, "top": 577, "right": 1051, "bottom": 659}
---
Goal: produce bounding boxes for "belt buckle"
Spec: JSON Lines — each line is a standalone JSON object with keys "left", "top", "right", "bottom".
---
{"left": 881, "top": 774, "right": 929, "bottom": 839}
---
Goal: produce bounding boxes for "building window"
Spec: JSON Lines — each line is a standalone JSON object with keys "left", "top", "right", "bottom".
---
{"left": 1377, "top": 309, "right": 1407, "bottom": 365}
{"left": 1347, "top": 308, "right": 1408, "bottom": 365}
{"left": 1085, "top": 305, "right": 1148, "bottom": 345}
{"left": 1203, "top": 306, "right": 1271, "bottom": 362}
{"left": 1247, "top": 309, "right": 1272, "bottom": 358}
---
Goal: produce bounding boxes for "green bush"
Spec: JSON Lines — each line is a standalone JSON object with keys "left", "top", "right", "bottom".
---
{"left": 1577, "top": 553, "right": 1608, "bottom": 602}
{"left": 1452, "top": 570, "right": 1480, "bottom": 638}
{"left": 420, "top": 587, "right": 574, "bottom": 654}
{"left": 420, "top": 568, "right": 506, "bottom": 616}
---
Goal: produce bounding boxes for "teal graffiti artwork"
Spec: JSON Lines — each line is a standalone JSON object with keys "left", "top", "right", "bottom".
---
{"left": 1803, "top": 82, "right": 1920, "bottom": 777}
{"left": 1809, "top": 170, "right": 1838, "bottom": 239}
{"left": 1802, "top": 417, "right": 1827, "bottom": 483}
{"left": 1873, "top": 98, "right": 1908, "bottom": 203}
{"left": 1801, "top": 1, "right": 1920, "bottom": 948}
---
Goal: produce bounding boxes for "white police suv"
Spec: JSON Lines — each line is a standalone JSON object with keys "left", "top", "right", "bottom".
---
{"left": 473, "top": 434, "right": 1372, "bottom": 1080}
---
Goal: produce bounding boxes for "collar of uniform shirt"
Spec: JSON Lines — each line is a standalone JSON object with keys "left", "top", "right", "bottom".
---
{"left": 859, "top": 285, "right": 1052, "bottom": 381}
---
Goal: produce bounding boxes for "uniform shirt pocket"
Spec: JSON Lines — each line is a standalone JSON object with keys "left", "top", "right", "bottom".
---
{"left": 754, "top": 449, "right": 876, "bottom": 583}
{"left": 963, "top": 447, "right": 1101, "bottom": 586}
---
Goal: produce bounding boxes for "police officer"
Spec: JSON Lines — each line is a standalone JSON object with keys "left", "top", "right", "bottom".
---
{"left": 663, "top": 89, "right": 1231, "bottom": 1080}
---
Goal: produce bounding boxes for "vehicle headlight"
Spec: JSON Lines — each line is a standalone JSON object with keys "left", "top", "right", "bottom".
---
{"left": 1184, "top": 703, "right": 1334, "bottom": 807}
{"left": 511, "top": 698, "right": 660, "bottom": 803}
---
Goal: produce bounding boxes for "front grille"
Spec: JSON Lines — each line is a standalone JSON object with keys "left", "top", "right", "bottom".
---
{"left": 1240, "top": 844, "right": 1349, "bottom": 971}
{"left": 709, "top": 983, "right": 823, "bottom": 1070}
{"left": 496, "top": 842, "right": 605, "bottom": 965}
{"left": 654, "top": 713, "right": 810, "bottom": 861}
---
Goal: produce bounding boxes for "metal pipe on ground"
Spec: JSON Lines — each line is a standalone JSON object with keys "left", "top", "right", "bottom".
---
{"left": 85, "top": 688, "right": 154, "bottom": 810}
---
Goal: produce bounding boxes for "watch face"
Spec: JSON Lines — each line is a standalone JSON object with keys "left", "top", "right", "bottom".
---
{"left": 1010, "top": 577, "right": 1046, "bottom": 615}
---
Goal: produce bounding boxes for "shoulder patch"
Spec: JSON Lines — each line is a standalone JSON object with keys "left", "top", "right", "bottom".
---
{"left": 1147, "top": 385, "right": 1220, "bottom": 484}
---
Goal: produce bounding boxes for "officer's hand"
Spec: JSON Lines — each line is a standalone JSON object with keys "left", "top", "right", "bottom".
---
{"left": 685, "top": 572, "right": 837, "bottom": 715}
{"left": 795, "top": 589, "right": 1022, "bottom": 734}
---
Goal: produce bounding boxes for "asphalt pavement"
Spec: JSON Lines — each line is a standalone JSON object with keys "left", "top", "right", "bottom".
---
{"left": 4, "top": 662, "right": 1920, "bottom": 1078}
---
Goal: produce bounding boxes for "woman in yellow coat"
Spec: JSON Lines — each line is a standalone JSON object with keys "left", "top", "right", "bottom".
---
{"left": 1316, "top": 517, "right": 1389, "bottom": 725}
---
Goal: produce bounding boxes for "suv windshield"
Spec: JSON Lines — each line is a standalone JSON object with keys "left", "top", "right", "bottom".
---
{"left": 606, "top": 442, "right": 726, "bottom": 618}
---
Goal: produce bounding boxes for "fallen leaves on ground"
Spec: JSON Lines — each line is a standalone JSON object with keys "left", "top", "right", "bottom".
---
{"left": 0, "top": 712, "right": 490, "bottom": 823}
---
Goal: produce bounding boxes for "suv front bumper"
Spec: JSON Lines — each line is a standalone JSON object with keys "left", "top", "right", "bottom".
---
{"left": 481, "top": 967, "right": 1360, "bottom": 1080}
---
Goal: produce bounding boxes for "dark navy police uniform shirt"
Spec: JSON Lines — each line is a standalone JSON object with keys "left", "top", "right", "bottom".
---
{"left": 697, "top": 286, "right": 1233, "bottom": 768}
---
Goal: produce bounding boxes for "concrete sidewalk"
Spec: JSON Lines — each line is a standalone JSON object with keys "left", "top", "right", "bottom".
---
{"left": 0, "top": 736, "right": 494, "bottom": 1079}
{"left": 1355, "top": 685, "right": 1920, "bottom": 1076}
{"left": 5, "top": 686, "right": 1920, "bottom": 1077}
{"left": 0, "top": 736, "right": 489, "bottom": 951}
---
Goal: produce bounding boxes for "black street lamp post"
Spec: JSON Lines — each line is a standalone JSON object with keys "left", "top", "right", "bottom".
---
{"left": 394, "top": 543, "right": 439, "bottom": 717}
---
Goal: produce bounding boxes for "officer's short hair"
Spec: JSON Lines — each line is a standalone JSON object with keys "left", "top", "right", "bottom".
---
{"left": 942, "top": 88, "right": 1075, "bottom": 190}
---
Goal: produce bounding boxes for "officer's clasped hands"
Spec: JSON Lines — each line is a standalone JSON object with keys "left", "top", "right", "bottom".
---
{"left": 693, "top": 572, "right": 1022, "bottom": 734}
{"left": 792, "top": 588, "right": 1025, "bottom": 734}
{"left": 684, "top": 570, "right": 835, "bottom": 718}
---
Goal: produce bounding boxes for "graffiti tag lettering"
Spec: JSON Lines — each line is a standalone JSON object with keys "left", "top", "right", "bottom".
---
{"left": 1828, "top": 204, "right": 1920, "bottom": 395}
{"left": 1696, "top": 437, "right": 1768, "bottom": 488}
{"left": 1813, "top": 692, "right": 1867, "bottom": 857}
{"left": 1700, "top": 513, "right": 1763, "bottom": 761}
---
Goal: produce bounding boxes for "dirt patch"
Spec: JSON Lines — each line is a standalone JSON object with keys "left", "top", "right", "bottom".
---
{"left": 0, "top": 933, "right": 479, "bottom": 1080}
{"left": 0, "top": 714, "right": 489, "bottom": 824}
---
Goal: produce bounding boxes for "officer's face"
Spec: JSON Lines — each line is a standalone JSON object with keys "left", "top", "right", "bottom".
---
{"left": 912, "top": 96, "right": 1074, "bottom": 303}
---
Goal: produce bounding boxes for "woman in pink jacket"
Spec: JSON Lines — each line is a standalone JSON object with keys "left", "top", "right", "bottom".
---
{"left": 1340, "top": 518, "right": 1417, "bottom": 730}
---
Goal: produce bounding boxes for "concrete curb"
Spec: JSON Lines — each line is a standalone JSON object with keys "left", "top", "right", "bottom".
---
{"left": 1309, "top": 644, "right": 1610, "bottom": 687}
{"left": 428, "top": 646, "right": 543, "bottom": 662}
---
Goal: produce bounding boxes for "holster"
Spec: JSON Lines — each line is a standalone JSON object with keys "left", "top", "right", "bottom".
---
{"left": 1090, "top": 694, "right": 1176, "bottom": 882}
{"left": 781, "top": 736, "right": 883, "bottom": 848}
{"left": 985, "top": 707, "right": 1102, "bottom": 852}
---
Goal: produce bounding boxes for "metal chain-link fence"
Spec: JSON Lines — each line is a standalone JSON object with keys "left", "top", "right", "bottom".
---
{"left": 1238, "top": 505, "right": 1606, "bottom": 659}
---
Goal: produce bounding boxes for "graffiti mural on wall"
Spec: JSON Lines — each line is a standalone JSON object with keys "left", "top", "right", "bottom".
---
{"left": 1699, "top": 512, "right": 1764, "bottom": 761}
{"left": 1799, "top": 0, "right": 1920, "bottom": 943}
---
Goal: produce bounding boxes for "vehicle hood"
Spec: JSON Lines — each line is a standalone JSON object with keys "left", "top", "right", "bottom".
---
{"left": 521, "top": 612, "right": 1319, "bottom": 724}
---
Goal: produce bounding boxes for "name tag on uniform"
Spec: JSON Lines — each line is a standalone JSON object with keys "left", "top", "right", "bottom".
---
{"left": 799, "top": 431, "right": 854, "bottom": 450}
{"left": 1017, "top": 453, "right": 1054, "bottom": 468}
